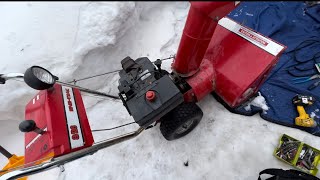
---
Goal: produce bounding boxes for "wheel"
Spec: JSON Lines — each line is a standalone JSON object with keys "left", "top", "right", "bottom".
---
{"left": 160, "top": 102, "right": 203, "bottom": 141}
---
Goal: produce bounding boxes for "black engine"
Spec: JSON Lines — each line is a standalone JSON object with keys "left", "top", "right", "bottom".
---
{"left": 117, "top": 57, "right": 184, "bottom": 128}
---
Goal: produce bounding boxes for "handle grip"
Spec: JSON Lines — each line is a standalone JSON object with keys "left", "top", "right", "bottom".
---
{"left": 0, "top": 74, "right": 5, "bottom": 84}
{"left": 0, "top": 146, "right": 13, "bottom": 159}
{"left": 297, "top": 106, "right": 308, "bottom": 119}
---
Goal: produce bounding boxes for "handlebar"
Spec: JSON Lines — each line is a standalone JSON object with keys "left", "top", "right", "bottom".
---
{"left": 0, "top": 73, "right": 24, "bottom": 84}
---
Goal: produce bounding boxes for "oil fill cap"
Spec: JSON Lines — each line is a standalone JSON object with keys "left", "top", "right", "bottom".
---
{"left": 146, "top": 91, "right": 156, "bottom": 101}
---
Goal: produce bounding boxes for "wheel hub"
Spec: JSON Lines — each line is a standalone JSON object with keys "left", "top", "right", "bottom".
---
{"left": 175, "top": 119, "right": 194, "bottom": 135}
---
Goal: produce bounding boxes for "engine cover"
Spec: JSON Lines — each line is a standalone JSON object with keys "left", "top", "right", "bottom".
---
{"left": 118, "top": 57, "right": 184, "bottom": 128}
{"left": 24, "top": 84, "right": 94, "bottom": 165}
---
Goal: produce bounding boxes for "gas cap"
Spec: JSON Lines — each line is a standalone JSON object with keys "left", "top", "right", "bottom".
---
{"left": 146, "top": 91, "right": 156, "bottom": 101}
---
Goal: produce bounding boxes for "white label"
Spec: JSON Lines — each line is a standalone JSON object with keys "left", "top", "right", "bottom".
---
{"left": 218, "top": 17, "right": 285, "bottom": 56}
{"left": 302, "top": 98, "right": 308, "bottom": 104}
{"left": 139, "top": 69, "right": 151, "bottom": 81}
{"left": 61, "top": 86, "right": 84, "bottom": 149}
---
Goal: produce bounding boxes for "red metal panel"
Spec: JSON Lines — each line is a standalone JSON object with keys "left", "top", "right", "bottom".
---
{"left": 172, "top": 1, "right": 237, "bottom": 77}
{"left": 24, "top": 84, "right": 94, "bottom": 165}
{"left": 24, "top": 90, "right": 50, "bottom": 165}
{"left": 211, "top": 18, "right": 285, "bottom": 107}
{"left": 185, "top": 17, "right": 286, "bottom": 107}
{"left": 184, "top": 58, "right": 215, "bottom": 102}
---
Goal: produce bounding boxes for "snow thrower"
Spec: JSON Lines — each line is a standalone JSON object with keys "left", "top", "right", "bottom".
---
{"left": 0, "top": 2, "right": 286, "bottom": 179}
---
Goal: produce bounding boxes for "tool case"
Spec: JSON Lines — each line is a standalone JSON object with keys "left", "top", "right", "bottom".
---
{"left": 274, "top": 134, "right": 320, "bottom": 176}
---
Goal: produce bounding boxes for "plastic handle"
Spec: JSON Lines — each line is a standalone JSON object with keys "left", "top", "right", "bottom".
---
{"left": 0, "top": 74, "right": 5, "bottom": 84}
{"left": 0, "top": 146, "right": 13, "bottom": 159}
{"left": 297, "top": 106, "right": 309, "bottom": 119}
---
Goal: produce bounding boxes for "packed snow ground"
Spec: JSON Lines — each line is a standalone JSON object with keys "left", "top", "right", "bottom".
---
{"left": 0, "top": 2, "right": 320, "bottom": 180}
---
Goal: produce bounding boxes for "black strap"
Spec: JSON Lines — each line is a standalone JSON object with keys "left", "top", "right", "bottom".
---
{"left": 258, "top": 168, "right": 320, "bottom": 180}
{"left": 287, "top": 169, "right": 320, "bottom": 180}
{"left": 258, "top": 168, "right": 297, "bottom": 180}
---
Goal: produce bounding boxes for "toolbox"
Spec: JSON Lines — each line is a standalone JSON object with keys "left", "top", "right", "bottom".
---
{"left": 274, "top": 134, "right": 320, "bottom": 176}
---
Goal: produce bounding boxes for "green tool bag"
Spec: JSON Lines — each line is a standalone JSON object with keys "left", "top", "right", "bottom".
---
{"left": 258, "top": 168, "right": 320, "bottom": 180}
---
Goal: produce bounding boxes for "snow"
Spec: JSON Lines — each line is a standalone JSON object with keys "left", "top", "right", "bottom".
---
{"left": 1, "top": 2, "right": 320, "bottom": 180}
{"left": 244, "top": 92, "right": 269, "bottom": 113}
{"left": 244, "top": 104, "right": 252, "bottom": 111}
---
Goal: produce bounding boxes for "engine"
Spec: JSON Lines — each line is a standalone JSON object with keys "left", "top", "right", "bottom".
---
{"left": 117, "top": 57, "right": 185, "bottom": 128}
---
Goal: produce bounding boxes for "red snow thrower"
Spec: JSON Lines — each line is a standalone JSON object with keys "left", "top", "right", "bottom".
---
{"left": 0, "top": 2, "right": 286, "bottom": 179}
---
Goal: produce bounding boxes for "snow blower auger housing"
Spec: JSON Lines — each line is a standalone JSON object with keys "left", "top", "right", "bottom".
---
{"left": 0, "top": 2, "right": 287, "bottom": 179}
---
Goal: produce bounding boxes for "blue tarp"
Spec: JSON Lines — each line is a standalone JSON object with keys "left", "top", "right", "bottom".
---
{"left": 226, "top": 2, "right": 320, "bottom": 136}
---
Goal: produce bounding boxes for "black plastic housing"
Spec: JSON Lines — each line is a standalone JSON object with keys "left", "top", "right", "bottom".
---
{"left": 19, "top": 120, "right": 37, "bottom": 132}
{"left": 24, "top": 66, "right": 56, "bottom": 90}
{"left": 118, "top": 57, "right": 184, "bottom": 128}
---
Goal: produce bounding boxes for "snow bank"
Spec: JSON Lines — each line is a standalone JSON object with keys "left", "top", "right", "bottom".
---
{"left": 0, "top": 2, "right": 84, "bottom": 120}
{"left": 0, "top": 1, "right": 179, "bottom": 120}
{"left": 71, "top": 2, "right": 137, "bottom": 75}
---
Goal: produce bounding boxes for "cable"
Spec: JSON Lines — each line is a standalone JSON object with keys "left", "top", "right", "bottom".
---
{"left": 81, "top": 92, "right": 117, "bottom": 100}
{"left": 92, "top": 122, "right": 135, "bottom": 132}
{"left": 59, "top": 55, "right": 176, "bottom": 85}
{"left": 67, "top": 69, "right": 121, "bottom": 84}
{"left": 151, "top": 54, "right": 176, "bottom": 63}
{"left": 57, "top": 81, "right": 120, "bottom": 100}
{"left": 66, "top": 55, "right": 175, "bottom": 84}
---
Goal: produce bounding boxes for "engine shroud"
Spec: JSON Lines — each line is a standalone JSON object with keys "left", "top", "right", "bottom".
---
{"left": 118, "top": 57, "right": 184, "bottom": 128}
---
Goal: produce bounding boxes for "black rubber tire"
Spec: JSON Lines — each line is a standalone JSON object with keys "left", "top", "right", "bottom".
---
{"left": 160, "top": 102, "right": 203, "bottom": 141}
